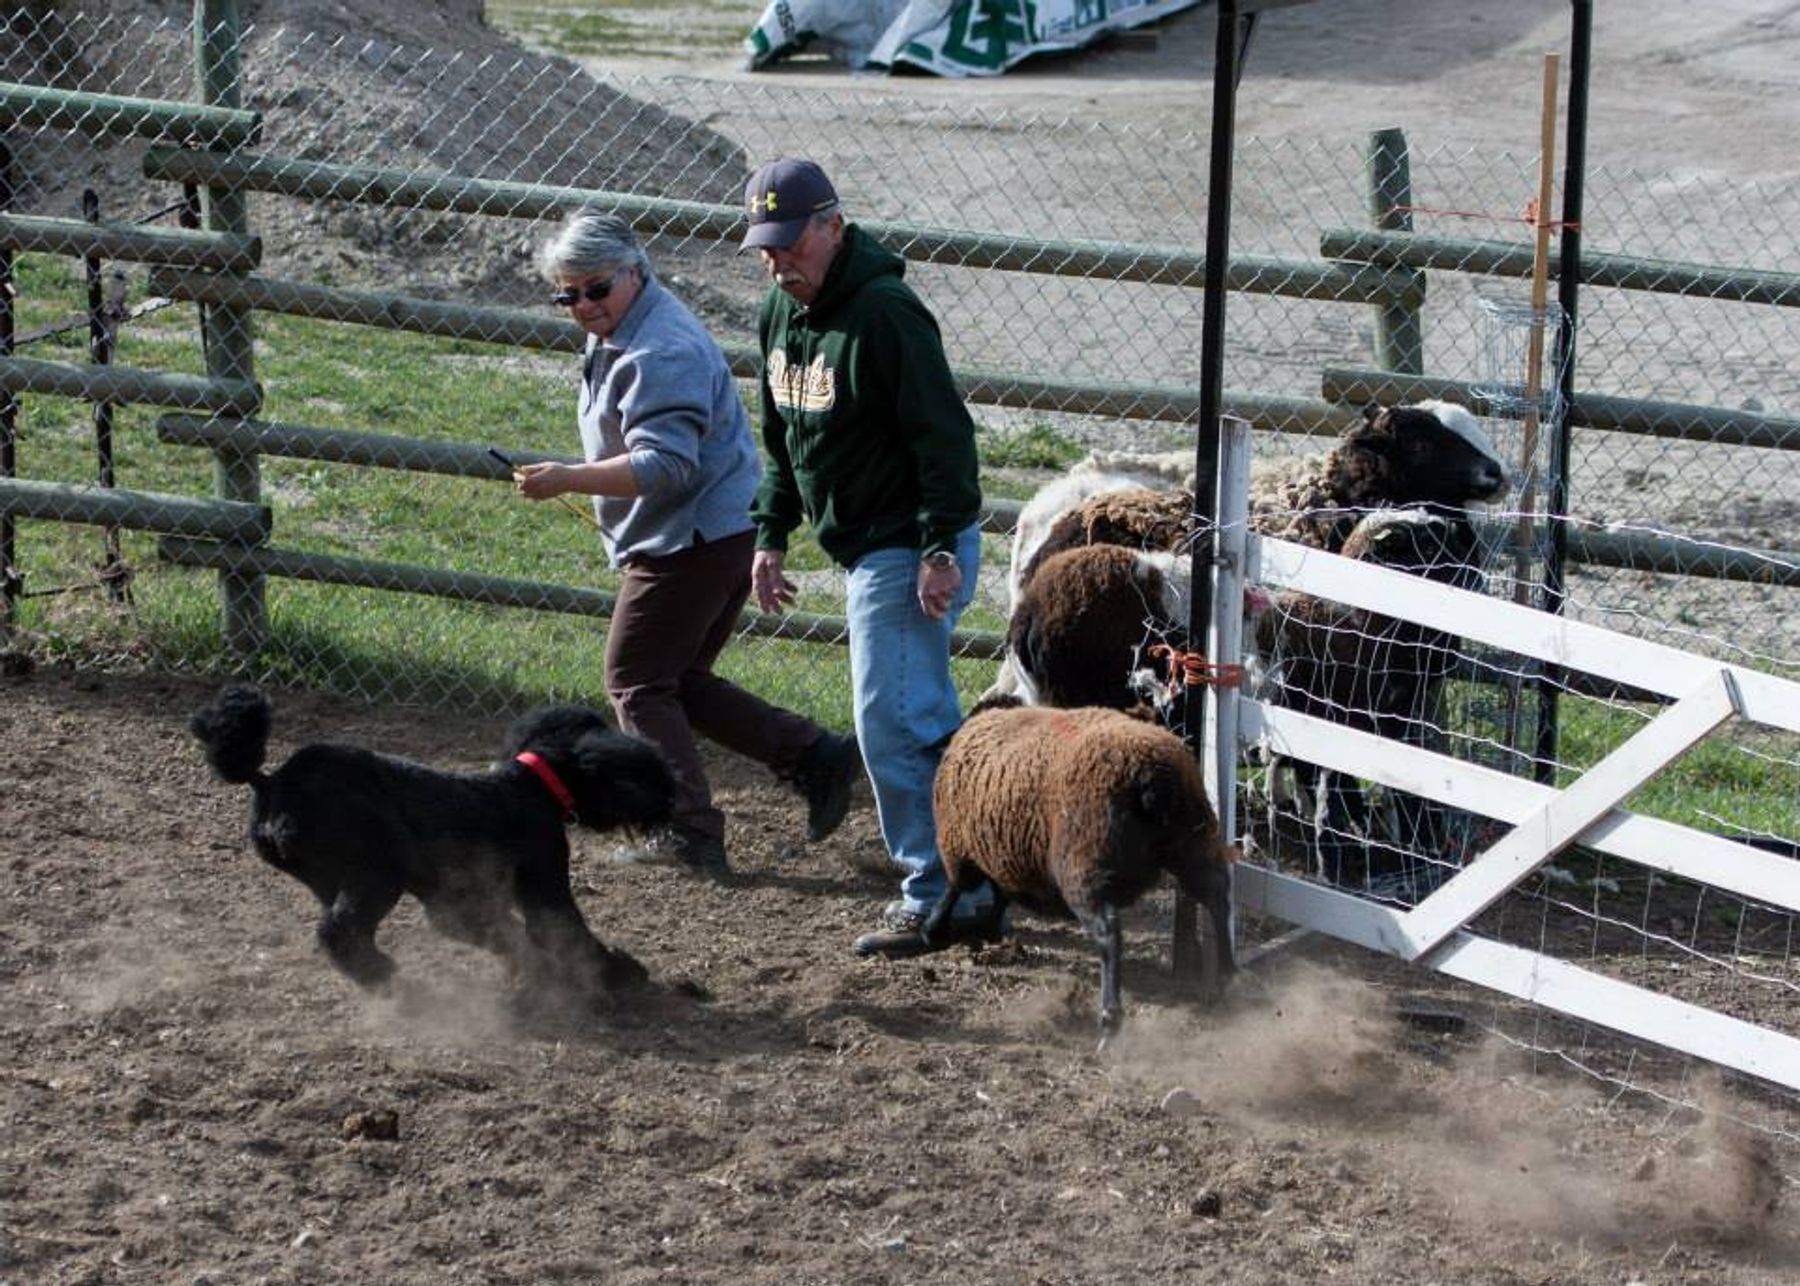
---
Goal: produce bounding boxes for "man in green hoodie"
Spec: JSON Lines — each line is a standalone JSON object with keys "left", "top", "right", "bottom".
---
{"left": 744, "top": 157, "right": 1000, "bottom": 959}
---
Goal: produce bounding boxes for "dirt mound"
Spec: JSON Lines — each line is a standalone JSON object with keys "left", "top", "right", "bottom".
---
{"left": 10, "top": 0, "right": 748, "bottom": 302}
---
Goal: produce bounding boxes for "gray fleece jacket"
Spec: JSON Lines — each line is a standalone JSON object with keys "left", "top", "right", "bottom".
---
{"left": 579, "top": 275, "right": 760, "bottom": 566}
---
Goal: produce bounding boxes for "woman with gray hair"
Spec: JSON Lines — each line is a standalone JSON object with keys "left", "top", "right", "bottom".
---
{"left": 510, "top": 208, "right": 861, "bottom": 874}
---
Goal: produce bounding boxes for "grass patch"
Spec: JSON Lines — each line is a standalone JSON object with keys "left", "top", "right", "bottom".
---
{"left": 3, "top": 251, "right": 1005, "bottom": 723}
{"left": 1555, "top": 694, "right": 1798, "bottom": 839}
{"left": 7, "top": 249, "right": 1791, "bottom": 843}
{"left": 978, "top": 421, "right": 1085, "bottom": 471}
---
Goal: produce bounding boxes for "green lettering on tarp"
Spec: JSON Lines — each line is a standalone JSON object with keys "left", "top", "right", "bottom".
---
{"left": 939, "top": 0, "right": 1037, "bottom": 71}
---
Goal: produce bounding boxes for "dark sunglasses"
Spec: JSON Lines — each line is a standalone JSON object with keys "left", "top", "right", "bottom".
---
{"left": 551, "top": 273, "right": 622, "bottom": 308}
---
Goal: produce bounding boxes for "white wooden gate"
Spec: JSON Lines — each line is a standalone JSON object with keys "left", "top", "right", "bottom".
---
{"left": 1218, "top": 511, "right": 1800, "bottom": 1093}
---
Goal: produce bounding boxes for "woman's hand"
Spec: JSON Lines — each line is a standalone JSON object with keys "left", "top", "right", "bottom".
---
{"left": 513, "top": 461, "right": 567, "bottom": 500}
{"left": 752, "top": 549, "right": 797, "bottom": 613}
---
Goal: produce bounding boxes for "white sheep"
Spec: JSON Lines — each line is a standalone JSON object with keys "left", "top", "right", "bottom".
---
{"left": 1005, "top": 448, "right": 1197, "bottom": 610}
{"left": 925, "top": 698, "right": 1237, "bottom": 1034}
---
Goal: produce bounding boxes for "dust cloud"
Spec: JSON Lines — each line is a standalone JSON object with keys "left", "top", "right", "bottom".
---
{"left": 1108, "top": 963, "right": 1792, "bottom": 1251}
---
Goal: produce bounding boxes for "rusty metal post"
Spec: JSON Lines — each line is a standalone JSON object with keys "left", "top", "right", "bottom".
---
{"left": 83, "top": 188, "right": 131, "bottom": 603}
{"left": 1, "top": 139, "right": 18, "bottom": 622}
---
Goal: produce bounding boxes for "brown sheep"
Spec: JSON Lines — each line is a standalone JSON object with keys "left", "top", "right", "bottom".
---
{"left": 926, "top": 700, "right": 1237, "bottom": 1034}
{"left": 1005, "top": 543, "right": 1190, "bottom": 713}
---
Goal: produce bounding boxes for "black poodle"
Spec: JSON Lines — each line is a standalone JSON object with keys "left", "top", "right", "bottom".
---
{"left": 190, "top": 683, "right": 674, "bottom": 995}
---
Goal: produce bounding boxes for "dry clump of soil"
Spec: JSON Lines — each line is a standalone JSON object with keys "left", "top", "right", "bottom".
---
{"left": 2, "top": 663, "right": 1796, "bottom": 1284}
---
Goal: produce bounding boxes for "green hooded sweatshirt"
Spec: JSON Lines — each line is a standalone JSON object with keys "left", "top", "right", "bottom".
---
{"left": 751, "top": 224, "right": 981, "bottom": 569}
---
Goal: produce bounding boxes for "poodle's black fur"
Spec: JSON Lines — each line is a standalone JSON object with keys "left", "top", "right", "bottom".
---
{"left": 190, "top": 683, "right": 675, "bottom": 994}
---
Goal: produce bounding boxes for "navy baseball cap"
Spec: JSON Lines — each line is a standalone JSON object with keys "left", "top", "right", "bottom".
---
{"left": 742, "top": 158, "right": 839, "bottom": 251}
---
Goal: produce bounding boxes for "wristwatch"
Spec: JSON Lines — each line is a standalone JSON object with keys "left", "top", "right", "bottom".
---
{"left": 922, "top": 550, "right": 957, "bottom": 570}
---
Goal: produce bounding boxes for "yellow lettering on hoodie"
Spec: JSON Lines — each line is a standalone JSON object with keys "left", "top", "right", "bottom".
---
{"left": 767, "top": 349, "right": 837, "bottom": 415}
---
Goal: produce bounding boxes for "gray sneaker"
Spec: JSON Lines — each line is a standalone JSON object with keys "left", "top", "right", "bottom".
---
{"left": 851, "top": 901, "right": 1004, "bottom": 959}
{"left": 620, "top": 822, "right": 729, "bottom": 879}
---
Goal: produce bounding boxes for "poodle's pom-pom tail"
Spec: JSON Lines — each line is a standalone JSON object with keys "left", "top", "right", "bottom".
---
{"left": 189, "top": 682, "right": 272, "bottom": 784}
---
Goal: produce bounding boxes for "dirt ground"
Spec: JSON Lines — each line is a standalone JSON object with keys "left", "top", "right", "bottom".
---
{"left": 594, "top": 0, "right": 1800, "bottom": 164}
{"left": 2, "top": 663, "right": 1795, "bottom": 1285}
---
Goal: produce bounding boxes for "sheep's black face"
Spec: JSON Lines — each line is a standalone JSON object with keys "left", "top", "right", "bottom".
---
{"left": 1375, "top": 405, "right": 1509, "bottom": 507}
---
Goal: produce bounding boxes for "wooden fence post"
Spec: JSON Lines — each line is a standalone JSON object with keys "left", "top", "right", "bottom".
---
{"left": 193, "top": 0, "right": 264, "bottom": 655}
{"left": 1365, "top": 127, "right": 1424, "bottom": 375}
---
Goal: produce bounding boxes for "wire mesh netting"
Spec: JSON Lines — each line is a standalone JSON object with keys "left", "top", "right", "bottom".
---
{"left": 3, "top": 7, "right": 1798, "bottom": 1136}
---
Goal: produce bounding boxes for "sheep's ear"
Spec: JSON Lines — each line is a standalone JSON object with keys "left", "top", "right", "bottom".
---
{"left": 1352, "top": 404, "right": 1396, "bottom": 444}
{"left": 968, "top": 693, "right": 1023, "bottom": 718}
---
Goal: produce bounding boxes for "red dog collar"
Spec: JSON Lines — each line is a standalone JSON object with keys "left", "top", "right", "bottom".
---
{"left": 514, "top": 751, "right": 577, "bottom": 820}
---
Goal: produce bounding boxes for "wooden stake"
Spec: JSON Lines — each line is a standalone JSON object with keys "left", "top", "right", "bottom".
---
{"left": 1503, "top": 53, "right": 1562, "bottom": 761}
{"left": 1515, "top": 51, "right": 1561, "bottom": 600}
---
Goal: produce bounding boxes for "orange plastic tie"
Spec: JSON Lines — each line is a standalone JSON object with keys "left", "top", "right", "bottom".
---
{"left": 1147, "top": 644, "right": 1245, "bottom": 700}
{"left": 1385, "top": 201, "right": 1580, "bottom": 232}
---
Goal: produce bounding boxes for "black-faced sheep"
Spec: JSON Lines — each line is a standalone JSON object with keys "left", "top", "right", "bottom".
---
{"left": 925, "top": 698, "right": 1237, "bottom": 1034}
{"left": 1253, "top": 506, "right": 1489, "bottom": 889}
{"left": 1004, "top": 543, "right": 1192, "bottom": 714}
{"left": 1248, "top": 400, "right": 1507, "bottom": 551}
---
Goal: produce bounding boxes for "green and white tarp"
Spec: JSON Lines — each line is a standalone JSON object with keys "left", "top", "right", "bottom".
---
{"left": 745, "top": 0, "right": 1203, "bottom": 77}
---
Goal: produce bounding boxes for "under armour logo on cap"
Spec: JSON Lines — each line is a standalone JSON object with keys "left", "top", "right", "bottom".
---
{"left": 742, "top": 157, "right": 839, "bottom": 251}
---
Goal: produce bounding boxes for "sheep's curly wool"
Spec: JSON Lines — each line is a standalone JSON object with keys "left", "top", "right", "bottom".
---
{"left": 1013, "top": 403, "right": 1507, "bottom": 596}
{"left": 1006, "top": 543, "right": 1186, "bottom": 710}
{"left": 1247, "top": 402, "right": 1507, "bottom": 552}
{"left": 1005, "top": 451, "right": 1192, "bottom": 609}
{"left": 1254, "top": 507, "right": 1484, "bottom": 734}
{"left": 933, "top": 705, "right": 1230, "bottom": 929}
{"left": 1020, "top": 486, "right": 1195, "bottom": 588}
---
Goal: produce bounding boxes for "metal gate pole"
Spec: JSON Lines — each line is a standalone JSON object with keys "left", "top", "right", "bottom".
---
{"left": 1534, "top": 0, "right": 1593, "bottom": 781}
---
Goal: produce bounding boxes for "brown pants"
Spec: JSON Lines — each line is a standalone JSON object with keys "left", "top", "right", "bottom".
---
{"left": 605, "top": 529, "right": 823, "bottom": 841}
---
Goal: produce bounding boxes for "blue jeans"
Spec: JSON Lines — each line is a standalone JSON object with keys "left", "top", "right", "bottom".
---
{"left": 845, "top": 526, "right": 989, "bottom": 919}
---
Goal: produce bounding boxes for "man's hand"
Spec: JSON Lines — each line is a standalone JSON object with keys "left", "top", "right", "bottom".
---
{"left": 917, "top": 557, "right": 961, "bottom": 621}
{"left": 752, "top": 549, "right": 797, "bottom": 613}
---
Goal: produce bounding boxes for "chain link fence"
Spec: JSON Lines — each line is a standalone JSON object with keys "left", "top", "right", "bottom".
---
{"left": 5, "top": 11, "right": 1794, "bottom": 698}
{"left": 4, "top": 0, "right": 1799, "bottom": 1143}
